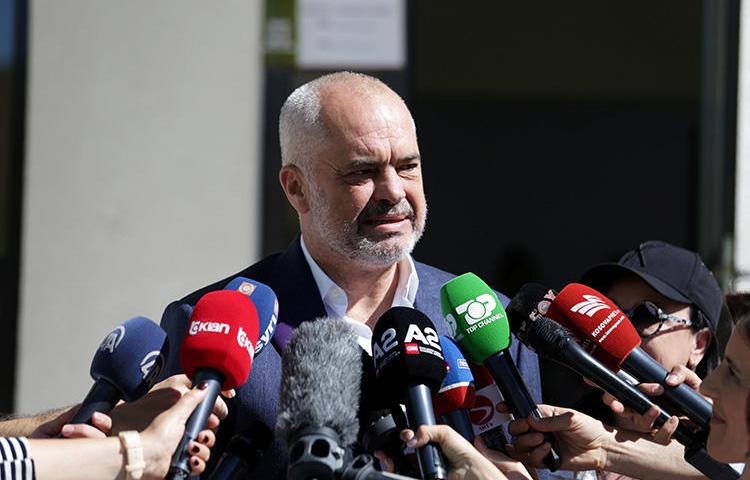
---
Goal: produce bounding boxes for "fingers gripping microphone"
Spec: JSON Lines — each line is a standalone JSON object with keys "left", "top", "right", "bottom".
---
{"left": 277, "top": 317, "right": 362, "bottom": 480}
{"left": 507, "top": 285, "right": 739, "bottom": 480}
{"left": 372, "top": 307, "right": 449, "bottom": 480}
{"left": 440, "top": 273, "right": 561, "bottom": 471}
{"left": 70, "top": 316, "right": 168, "bottom": 425}
{"left": 551, "top": 283, "right": 713, "bottom": 432}
{"left": 433, "top": 336, "right": 476, "bottom": 442}
{"left": 169, "top": 290, "right": 259, "bottom": 480}
{"left": 223, "top": 277, "right": 278, "bottom": 356}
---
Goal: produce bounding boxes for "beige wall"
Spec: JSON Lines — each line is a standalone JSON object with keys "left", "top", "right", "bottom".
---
{"left": 18, "top": 0, "right": 264, "bottom": 412}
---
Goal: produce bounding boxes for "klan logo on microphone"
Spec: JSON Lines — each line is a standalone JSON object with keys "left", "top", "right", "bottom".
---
{"left": 570, "top": 294, "right": 610, "bottom": 317}
{"left": 99, "top": 326, "right": 125, "bottom": 353}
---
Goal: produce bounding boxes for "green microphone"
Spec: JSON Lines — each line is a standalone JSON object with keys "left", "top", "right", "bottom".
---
{"left": 440, "top": 273, "right": 561, "bottom": 472}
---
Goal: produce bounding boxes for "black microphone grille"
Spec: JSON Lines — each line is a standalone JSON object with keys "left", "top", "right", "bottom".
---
{"left": 517, "top": 315, "right": 571, "bottom": 359}
{"left": 277, "top": 317, "right": 362, "bottom": 448}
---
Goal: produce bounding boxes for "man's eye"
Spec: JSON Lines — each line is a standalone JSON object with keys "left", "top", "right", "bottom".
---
{"left": 399, "top": 163, "right": 419, "bottom": 172}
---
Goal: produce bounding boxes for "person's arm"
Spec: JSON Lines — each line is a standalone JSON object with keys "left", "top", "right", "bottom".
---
{"left": 25, "top": 386, "right": 216, "bottom": 480}
{"left": 508, "top": 404, "right": 702, "bottom": 480}
{"left": 401, "top": 425, "right": 519, "bottom": 480}
{"left": 0, "top": 408, "right": 70, "bottom": 437}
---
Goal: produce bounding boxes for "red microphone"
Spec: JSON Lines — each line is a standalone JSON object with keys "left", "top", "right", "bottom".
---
{"left": 551, "top": 283, "right": 712, "bottom": 432}
{"left": 169, "top": 290, "right": 260, "bottom": 480}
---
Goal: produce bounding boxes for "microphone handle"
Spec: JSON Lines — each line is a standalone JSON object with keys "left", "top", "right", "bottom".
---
{"left": 68, "top": 380, "right": 121, "bottom": 426}
{"left": 167, "top": 369, "right": 224, "bottom": 480}
{"left": 484, "top": 351, "right": 562, "bottom": 471}
{"left": 405, "top": 384, "right": 448, "bottom": 480}
{"left": 550, "top": 340, "right": 740, "bottom": 479}
{"left": 684, "top": 444, "right": 740, "bottom": 480}
{"left": 623, "top": 347, "right": 712, "bottom": 431}
{"left": 441, "top": 409, "right": 475, "bottom": 443}
{"left": 207, "top": 455, "right": 248, "bottom": 480}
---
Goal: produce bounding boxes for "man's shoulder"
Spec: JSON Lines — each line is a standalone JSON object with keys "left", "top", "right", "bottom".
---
{"left": 413, "top": 260, "right": 510, "bottom": 305}
{"left": 174, "top": 252, "right": 285, "bottom": 307}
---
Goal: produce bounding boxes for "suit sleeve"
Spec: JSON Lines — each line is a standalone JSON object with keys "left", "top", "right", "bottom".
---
{"left": 158, "top": 301, "right": 193, "bottom": 380}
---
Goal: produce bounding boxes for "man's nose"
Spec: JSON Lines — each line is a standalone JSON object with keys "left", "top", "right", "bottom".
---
{"left": 374, "top": 166, "right": 406, "bottom": 204}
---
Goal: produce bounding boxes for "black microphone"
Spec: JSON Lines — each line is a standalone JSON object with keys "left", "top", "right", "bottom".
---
{"left": 207, "top": 421, "right": 272, "bottom": 480}
{"left": 371, "top": 307, "right": 448, "bottom": 480}
{"left": 506, "top": 295, "right": 739, "bottom": 480}
{"left": 277, "top": 317, "right": 362, "bottom": 480}
{"left": 551, "top": 282, "right": 713, "bottom": 432}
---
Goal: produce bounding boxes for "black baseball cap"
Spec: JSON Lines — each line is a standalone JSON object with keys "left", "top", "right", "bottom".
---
{"left": 580, "top": 240, "right": 722, "bottom": 332}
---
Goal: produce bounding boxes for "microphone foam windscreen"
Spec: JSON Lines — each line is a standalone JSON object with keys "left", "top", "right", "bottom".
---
{"left": 277, "top": 317, "right": 362, "bottom": 448}
{"left": 224, "top": 277, "right": 279, "bottom": 355}
{"left": 505, "top": 283, "right": 558, "bottom": 335}
{"left": 513, "top": 314, "right": 574, "bottom": 360}
{"left": 372, "top": 307, "right": 447, "bottom": 400}
{"left": 180, "top": 290, "right": 259, "bottom": 390}
{"left": 551, "top": 283, "right": 641, "bottom": 370}
{"left": 440, "top": 273, "right": 511, "bottom": 363}
{"left": 90, "top": 316, "right": 169, "bottom": 402}
{"left": 433, "top": 336, "right": 475, "bottom": 417}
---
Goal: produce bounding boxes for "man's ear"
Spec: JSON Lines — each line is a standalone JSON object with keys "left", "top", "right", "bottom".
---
{"left": 279, "top": 164, "right": 311, "bottom": 215}
{"left": 688, "top": 328, "right": 712, "bottom": 369}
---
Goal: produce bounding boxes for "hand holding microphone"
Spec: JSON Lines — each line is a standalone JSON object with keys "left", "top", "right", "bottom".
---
{"left": 168, "top": 290, "right": 259, "bottom": 480}
{"left": 440, "top": 273, "right": 561, "bottom": 471}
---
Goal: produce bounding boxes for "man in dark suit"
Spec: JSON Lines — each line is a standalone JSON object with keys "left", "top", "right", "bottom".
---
{"left": 160, "top": 71, "right": 542, "bottom": 478}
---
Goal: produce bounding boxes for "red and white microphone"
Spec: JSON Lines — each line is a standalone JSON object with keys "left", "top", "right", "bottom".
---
{"left": 168, "top": 290, "right": 260, "bottom": 480}
{"left": 550, "top": 283, "right": 712, "bottom": 432}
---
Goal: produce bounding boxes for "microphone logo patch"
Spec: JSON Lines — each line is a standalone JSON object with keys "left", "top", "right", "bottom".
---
{"left": 456, "top": 294, "right": 497, "bottom": 326}
{"left": 570, "top": 294, "right": 610, "bottom": 317}
{"left": 237, "top": 326, "right": 256, "bottom": 359}
{"left": 140, "top": 350, "right": 163, "bottom": 383}
{"left": 405, "top": 343, "right": 420, "bottom": 354}
{"left": 188, "top": 320, "right": 230, "bottom": 336}
{"left": 99, "top": 326, "right": 125, "bottom": 353}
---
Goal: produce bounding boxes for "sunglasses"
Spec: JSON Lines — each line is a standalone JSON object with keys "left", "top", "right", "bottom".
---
{"left": 623, "top": 301, "right": 693, "bottom": 339}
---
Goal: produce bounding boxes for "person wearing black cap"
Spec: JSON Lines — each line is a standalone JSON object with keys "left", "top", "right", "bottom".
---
{"left": 581, "top": 240, "right": 722, "bottom": 380}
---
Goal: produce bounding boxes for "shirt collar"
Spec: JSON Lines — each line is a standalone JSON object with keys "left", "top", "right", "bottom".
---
{"left": 299, "top": 235, "right": 420, "bottom": 316}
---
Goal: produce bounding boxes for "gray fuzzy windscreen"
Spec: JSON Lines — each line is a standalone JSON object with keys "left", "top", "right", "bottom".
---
{"left": 277, "top": 317, "right": 362, "bottom": 448}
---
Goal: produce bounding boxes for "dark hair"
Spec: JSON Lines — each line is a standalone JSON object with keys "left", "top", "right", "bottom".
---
{"left": 693, "top": 307, "right": 719, "bottom": 379}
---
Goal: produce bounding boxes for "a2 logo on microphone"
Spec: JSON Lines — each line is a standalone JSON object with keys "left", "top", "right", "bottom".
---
{"left": 188, "top": 319, "right": 256, "bottom": 360}
{"left": 444, "top": 293, "right": 503, "bottom": 338}
{"left": 372, "top": 323, "right": 443, "bottom": 366}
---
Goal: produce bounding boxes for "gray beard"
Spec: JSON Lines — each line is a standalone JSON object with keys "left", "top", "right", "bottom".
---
{"left": 307, "top": 186, "right": 426, "bottom": 267}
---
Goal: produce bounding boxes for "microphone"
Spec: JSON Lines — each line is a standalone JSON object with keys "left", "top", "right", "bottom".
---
{"left": 550, "top": 283, "right": 713, "bottom": 432}
{"left": 277, "top": 317, "right": 362, "bottom": 480}
{"left": 371, "top": 307, "right": 449, "bottom": 480}
{"left": 506, "top": 288, "right": 739, "bottom": 480}
{"left": 223, "top": 277, "right": 278, "bottom": 356}
{"left": 168, "top": 290, "right": 259, "bottom": 480}
{"left": 207, "top": 421, "right": 273, "bottom": 480}
{"left": 70, "top": 316, "right": 168, "bottom": 425}
{"left": 433, "top": 336, "right": 476, "bottom": 443}
{"left": 440, "top": 273, "right": 562, "bottom": 471}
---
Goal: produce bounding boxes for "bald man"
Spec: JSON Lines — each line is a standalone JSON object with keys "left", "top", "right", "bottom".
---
{"left": 159, "top": 72, "right": 543, "bottom": 478}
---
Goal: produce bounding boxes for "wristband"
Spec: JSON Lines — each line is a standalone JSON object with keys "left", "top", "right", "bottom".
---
{"left": 118, "top": 430, "right": 145, "bottom": 480}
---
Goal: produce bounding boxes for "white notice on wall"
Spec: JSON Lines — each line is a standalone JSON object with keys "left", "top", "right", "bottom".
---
{"left": 296, "top": 0, "right": 405, "bottom": 70}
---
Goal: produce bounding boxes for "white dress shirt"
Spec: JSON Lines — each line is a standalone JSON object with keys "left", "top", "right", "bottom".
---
{"left": 300, "top": 235, "right": 419, "bottom": 354}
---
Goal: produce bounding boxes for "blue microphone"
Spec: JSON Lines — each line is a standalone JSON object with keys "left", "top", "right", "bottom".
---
{"left": 433, "top": 336, "right": 476, "bottom": 442}
{"left": 70, "top": 316, "right": 169, "bottom": 425}
{"left": 223, "top": 277, "right": 278, "bottom": 356}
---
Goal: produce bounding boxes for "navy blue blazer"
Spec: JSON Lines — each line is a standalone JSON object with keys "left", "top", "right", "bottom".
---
{"left": 160, "top": 237, "right": 543, "bottom": 478}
